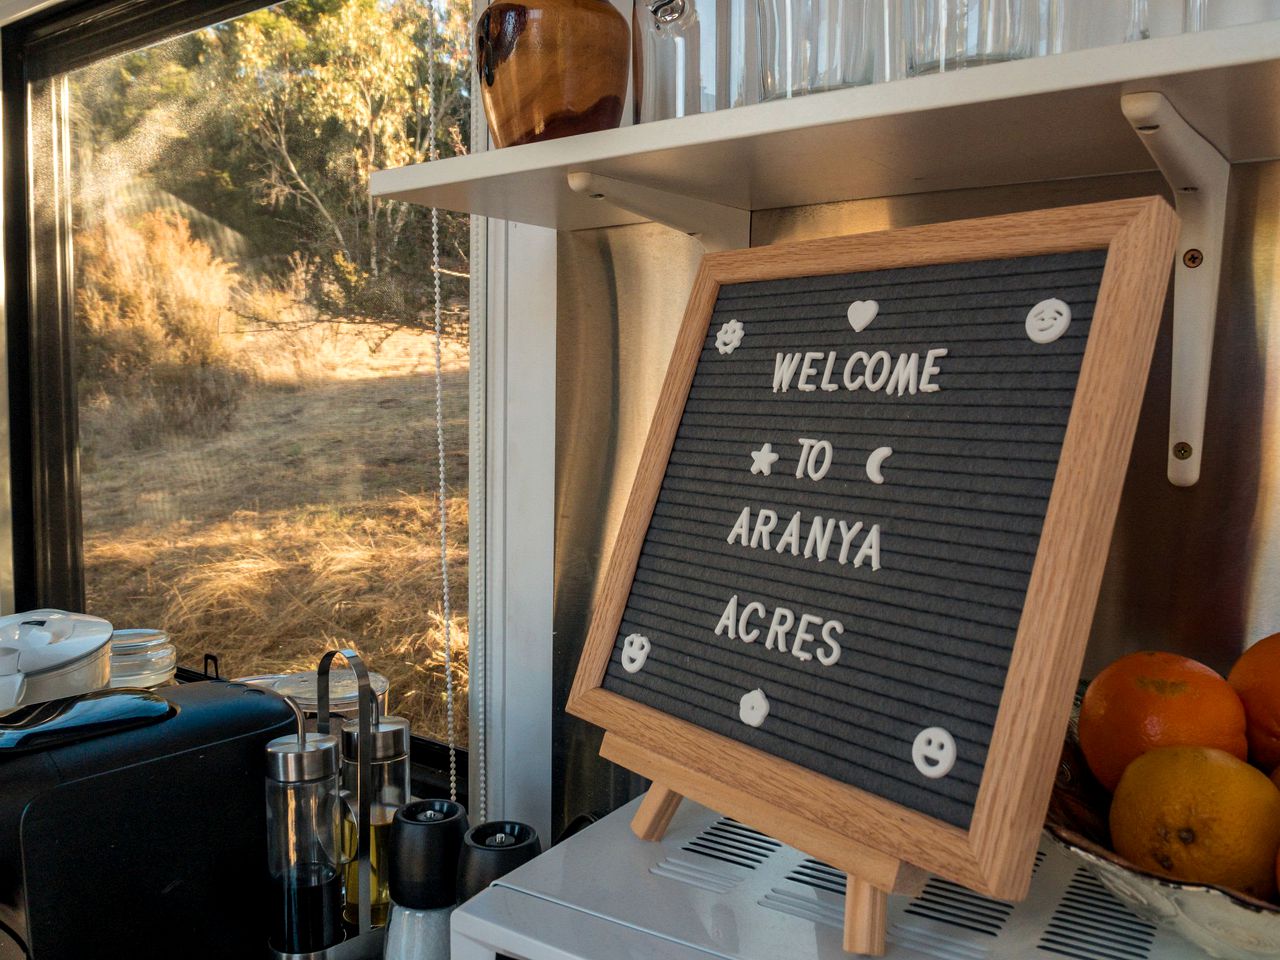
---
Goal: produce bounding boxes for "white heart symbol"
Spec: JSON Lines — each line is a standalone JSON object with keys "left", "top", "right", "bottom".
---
{"left": 847, "top": 300, "right": 879, "bottom": 333}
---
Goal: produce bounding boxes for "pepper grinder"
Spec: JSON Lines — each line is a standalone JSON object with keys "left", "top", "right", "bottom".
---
{"left": 384, "top": 799, "right": 469, "bottom": 960}
{"left": 456, "top": 821, "right": 542, "bottom": 902}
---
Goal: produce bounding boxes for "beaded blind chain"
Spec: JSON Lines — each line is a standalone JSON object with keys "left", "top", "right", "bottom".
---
{"left": 425, "top": 1, "right": 457, "bottom": 807}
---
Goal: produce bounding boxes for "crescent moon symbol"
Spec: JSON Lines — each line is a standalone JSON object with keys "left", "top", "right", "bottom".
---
{"left": 866, "top": 446, "right": 893, "bottom": 485}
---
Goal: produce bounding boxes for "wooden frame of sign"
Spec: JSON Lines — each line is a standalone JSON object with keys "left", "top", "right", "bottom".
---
{"left": 567, "top": 197, "right": 1177, "bottom": 955}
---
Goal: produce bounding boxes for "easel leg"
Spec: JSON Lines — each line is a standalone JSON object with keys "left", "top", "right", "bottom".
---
{"left": 630, "top": 784, "right": 683, "bottom": 841}
{"left": 844, "top": 877, "right": 889, "bottom": 956}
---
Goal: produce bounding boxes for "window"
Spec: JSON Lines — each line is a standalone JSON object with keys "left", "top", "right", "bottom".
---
{"left": 5, "top": 0, "right": 474, "bottom": 746}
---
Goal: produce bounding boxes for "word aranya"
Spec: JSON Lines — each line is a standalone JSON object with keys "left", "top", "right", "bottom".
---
{"left": 727, "top": 506, "right": 882, "bottom": 571}
{"left": 715, "top": 594, "right": 843, "bottom": 666}
{"left": 773, "top": 348, "right": 947, "bottom": 396}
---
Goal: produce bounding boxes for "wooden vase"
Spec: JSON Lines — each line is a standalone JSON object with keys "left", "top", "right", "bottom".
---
{"left": 475, "top": 0, "right": 630, "bottom": 148}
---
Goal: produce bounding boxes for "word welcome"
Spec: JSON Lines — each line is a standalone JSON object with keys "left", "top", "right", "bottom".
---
{"left": 773, "top": 348, "right": 948, "bottom": 396}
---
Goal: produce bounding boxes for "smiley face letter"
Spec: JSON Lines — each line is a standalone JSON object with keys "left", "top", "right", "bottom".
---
{"left": 620, "top": 633, "right": 652, "bottom": 674}
{"left": 911, "top": 726, "right": 957, "bottom": 779}
{"left": 1025, "top": 298, "right": 1071, "bottom": 344}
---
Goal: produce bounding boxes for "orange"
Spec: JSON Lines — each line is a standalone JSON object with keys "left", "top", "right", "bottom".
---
{"left": 1228, "top": 633, "right": 1280, "bottom": 770}
{"left": 1078, "top": 651, "right": 1247, "bottom": 791}
{"left": 1110, "top": 745, "right": 1280, "bottom": 900}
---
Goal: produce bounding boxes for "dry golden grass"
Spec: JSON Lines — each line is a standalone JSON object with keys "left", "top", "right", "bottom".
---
{"left": 81, "top": 324, "right": 471, "bottom": 743}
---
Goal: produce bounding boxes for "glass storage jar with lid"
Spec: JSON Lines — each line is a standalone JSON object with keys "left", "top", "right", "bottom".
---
{"left": 340, "top": 714, "right": 410, "bottom": 928}
{"left": 107, "top": 628, "right": 177, "bottom": 689}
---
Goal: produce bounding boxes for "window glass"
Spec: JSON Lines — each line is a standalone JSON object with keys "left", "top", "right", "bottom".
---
{"left": 62, "top": 0, "right": 472, "bottom": 742}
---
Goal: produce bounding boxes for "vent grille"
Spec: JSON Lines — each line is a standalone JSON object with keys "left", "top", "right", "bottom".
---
{"left": 681, "top": 818, "right": 781, "bottom": 869}
{"left": 889, "top": 922, "right": 993, "bottom": 960}
{"left": 1038, "top": 869, "right": 1156, "bottom": 960}
{"left": 787, "top": 859, "right": 846, "bottom": 895}
{"left": 903, "top": 878, "right": 1015, "bottom": 937}
{"left": 650, "top": 855, "right": 748, "bottom": 894}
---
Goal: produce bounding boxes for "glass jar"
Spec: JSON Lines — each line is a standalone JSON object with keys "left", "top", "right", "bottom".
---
{"left": 759, "top": 0, "right": 879, "bottom": 99}
{"left": 1045, "top": 0, "right": 1149, "bottom": 53}
{"left": 906, "top": 0, "right": 1039, "bottom": 74}
{"left": 240, "top": 669, "right": 390, "bottom": 731}
{"left": 107, "top": 628, "right": 177, "bottom": 689}
{"left": 265, "top": 731, "right": 343, "bottom": 955}
{"left": 340, "top": 715, "right": 410, "bottom": 928}
{"left": 633, "top": 0, "right": 760, "bottom": 121}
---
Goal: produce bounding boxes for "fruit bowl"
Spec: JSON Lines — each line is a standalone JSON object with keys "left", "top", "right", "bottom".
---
{"left": 1046, "top": 718, "right": 1280, "bottom": 959}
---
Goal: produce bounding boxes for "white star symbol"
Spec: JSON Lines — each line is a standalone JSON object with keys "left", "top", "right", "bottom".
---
{"left": 750, "top": 443, "right": 780, "bottom": 476}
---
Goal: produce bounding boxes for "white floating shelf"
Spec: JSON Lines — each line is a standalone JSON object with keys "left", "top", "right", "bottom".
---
{"left": 371, "top": 22, "right": 1280, "bottom": 230}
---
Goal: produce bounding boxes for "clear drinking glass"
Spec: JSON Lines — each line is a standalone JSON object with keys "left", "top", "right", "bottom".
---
{"left": 633, "top": 0, "right": 760, "bottom": 121}
{"left": 1184, "top": 0, "right": 1280, "bottom": 29}
{"left": 907, "top": 0, "right": 1039, "bottom": 74}
{"left": 759, "top": 0, "right": 879, "bottom": 98}
{"left": 1046, "top": 0, "right": 1149, "bottom": 53}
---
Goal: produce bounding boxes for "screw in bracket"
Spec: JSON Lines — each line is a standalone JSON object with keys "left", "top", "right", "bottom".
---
{"left": 1173, "top": 442, "right": 1193, "bottom": 460}
{"left": 1183, "top": 249, "right": 1204, "bottom": 268}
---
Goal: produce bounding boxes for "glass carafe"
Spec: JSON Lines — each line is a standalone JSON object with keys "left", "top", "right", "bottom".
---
{"left": 633, "top": 0, "right": 760, "bottom": 121}
{"left": 265, "top": 727, "right": 343, "bottom": 955}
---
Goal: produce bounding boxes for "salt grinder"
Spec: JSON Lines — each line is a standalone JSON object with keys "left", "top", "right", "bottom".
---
{"left": 383, "top": 799, "right": 469, "bottom": 960}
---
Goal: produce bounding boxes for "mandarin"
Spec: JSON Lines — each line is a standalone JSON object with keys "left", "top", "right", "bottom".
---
{"left": 1078, "top": 651, "right": 1247, "bottom": 792}
{"left": 1228, "top": 633, "right": 1280, "bottom": 770}
{"left": 1110, "top": 746, "right": 1280, "bottom": 900}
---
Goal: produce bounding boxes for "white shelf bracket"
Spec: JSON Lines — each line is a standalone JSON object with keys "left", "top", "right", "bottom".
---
{"left": 567, "top": 172, "right": 751, "bottom": 251}
{"left": 1121, "top": 91, "right": 1229, "bottom": 487}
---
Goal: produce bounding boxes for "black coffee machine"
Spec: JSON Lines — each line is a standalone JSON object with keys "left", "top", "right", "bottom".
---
{"left": 0, "top": 680, "right": 295, "bottom": 959}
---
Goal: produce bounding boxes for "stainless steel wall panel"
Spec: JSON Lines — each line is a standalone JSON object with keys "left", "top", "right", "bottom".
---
{"left": 554, "top": 223, "right": 702, "bottom": 830}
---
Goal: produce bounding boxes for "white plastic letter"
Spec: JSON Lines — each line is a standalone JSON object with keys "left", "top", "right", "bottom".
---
{"left": 796, "top": 352, "right": 825, "bottom": 392}
{"left": 820, "top": 352, "right": 840, "bottom": 391}
{"left": 818, "top": 620, "right": 844, "bottom": 666}
{"left": 886, "top": 352, "right": 920, "bottom": 397}
{"left": 804, "top": 516, "right": 837, "bottom": 561}
{"left": 919, "top": 348, "right": 947, "bottom": 393}
{"left": 775, "top": 512, "right": 803, "bottom": 556}
{"left": 739, "top": 601, "right": 766, "bottom": 642}
{"left": 750, "top": 509, "right": 778, "bottom": 549}
{"left": 843, "top": 352, "right": 869, "bottom": 390}
{"left": 765, "top": 606, "right": 795, "bottom": 653}
{"left": 792, "top": 614, "right": 822, "bottom": 662}
{"left": 715, "top": 595, "right": 739, "bottom": 639}
{"left": 773, "top": 353, "right": 804, "bottom": 393}
{"left": 727, "top": 507, "right": 751, "bottom": 546}
{"left": 864, "top": 351, "right": 892, "bottom": 392}
{"left": 838, "top": 520, "right": 864, "bottom": 565}
{"left": 853, "top": 524, "right": 882, "bottom": 571}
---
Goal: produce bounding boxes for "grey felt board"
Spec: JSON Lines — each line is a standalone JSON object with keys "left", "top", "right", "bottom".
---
{"left": 601, "top": 249, "right": 1108, "bottom": 830}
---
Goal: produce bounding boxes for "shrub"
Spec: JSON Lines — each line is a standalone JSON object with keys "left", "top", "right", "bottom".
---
{"left": 75, "top": 210, "right": 248, "bottom": 449}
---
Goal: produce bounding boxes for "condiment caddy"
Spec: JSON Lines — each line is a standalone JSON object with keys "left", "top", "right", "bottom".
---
{"left": 267, "top": 649, "right": 390, "bottom": 960}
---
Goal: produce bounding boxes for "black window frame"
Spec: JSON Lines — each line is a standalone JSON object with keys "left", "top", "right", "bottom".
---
{"left": 2, "top": 0, "right": 468, "bottom": 802}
